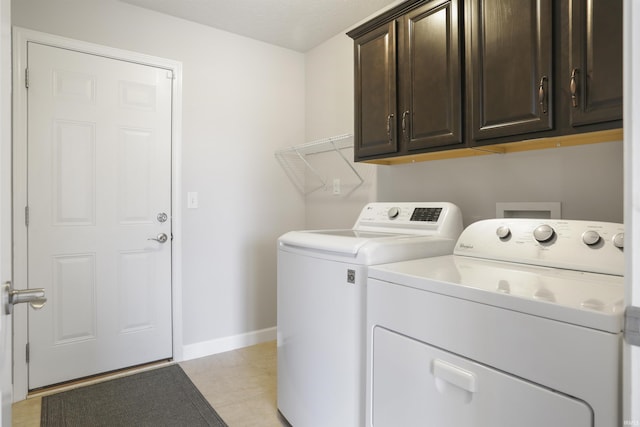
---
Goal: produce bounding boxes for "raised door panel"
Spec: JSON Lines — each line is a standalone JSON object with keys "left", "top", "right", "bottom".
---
{"left": 354, "top": 22, "right": 398, "bottom": 160}
{"left": 401, "top": 0, "right": 463, "bottom": 151}
{"left": 468, "top": 0, "right": 553, "bottom": 142}
{"left": 569, "top": 0, "right": 622, "bottom": 126}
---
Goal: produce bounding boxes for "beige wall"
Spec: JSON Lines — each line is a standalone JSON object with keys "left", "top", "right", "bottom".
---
{"left": 10, "top": 0, "right": 624, "bottom": 358}
{"left": 305, "top": 21, "right": 623, "bottom": 228}
{"left": 304, "top": 33, "right": 378, "bottom": 229}
{"left": 377, "top": 141, "right": 623, "bottom": 226}
{"left": 13, "top": 0, "right": 307, "bottom": 351}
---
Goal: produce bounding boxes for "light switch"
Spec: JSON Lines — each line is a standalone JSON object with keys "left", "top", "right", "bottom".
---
{"left": 333, "top": 178, "right": 341, "bottom": 195}
{"left": 187, "top": 192, "right": 199, "bottom": 209}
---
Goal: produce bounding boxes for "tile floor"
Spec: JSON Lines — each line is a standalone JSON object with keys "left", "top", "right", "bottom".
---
{"left": 11, "top": 341, "right": 288, "bottom": 427}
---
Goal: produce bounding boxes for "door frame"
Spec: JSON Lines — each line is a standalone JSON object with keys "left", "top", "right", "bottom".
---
{"left": 624, "top": 0, "right": 640, "bottom": 423}
{"left": 1, "top": 0, "right": 12, "bottom": 423}
{"left": 11, "top": 27, "right": 183, "bottom": 400}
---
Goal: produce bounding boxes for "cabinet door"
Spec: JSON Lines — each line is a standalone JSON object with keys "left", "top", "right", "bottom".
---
{"left": 354, "top": 22, "right": 398, "bottom": 159}
{"left": 569, "top": 0, "right": 622, "bottom": 126}
{"left": 400, "top": 0, "right": 463, "bottom": 151}
{"left": 467, "top": 0, "right": 553, "bottom": 142}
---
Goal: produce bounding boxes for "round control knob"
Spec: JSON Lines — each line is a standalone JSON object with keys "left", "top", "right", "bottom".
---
{"left": 496, "top": 226, "right": 511, "bottom": 239}
{"left": 387, "top": 207, "right": 400, "bottom": 219}
{"left": 582, "top": 230, "right": 601, "bottom": 246}
{"left": 612, "top": 233, "right": 624, "bottom": 249}
{"left": 533, "top": 224, "right": 555, "bottom": 243}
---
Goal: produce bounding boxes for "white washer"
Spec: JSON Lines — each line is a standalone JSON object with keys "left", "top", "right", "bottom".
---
{"left": 367, "top": 219, "right": 625, "bottom": 427}
{"left": 277, "top": 202, "right": 463, "bottom": 427}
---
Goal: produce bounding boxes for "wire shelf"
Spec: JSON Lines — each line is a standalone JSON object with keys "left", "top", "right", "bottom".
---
{"left": 274, "top": 133, "right": 364, "bottom": 195}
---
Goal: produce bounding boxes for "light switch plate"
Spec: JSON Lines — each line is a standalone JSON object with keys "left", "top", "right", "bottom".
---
{"left": 333, "top": 178, "right": 341, "bottom": 195}
{"left": 187, "top": 192, "right": 199, "bottom": 209}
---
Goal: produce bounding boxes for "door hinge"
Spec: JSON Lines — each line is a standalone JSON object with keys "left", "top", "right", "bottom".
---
{"left": 26, "top": 343, "right": 30, "bottom": 363}
{"left": 166, "top": 70, "right": 174, "bottom": 80}
{"left": 625, "top": 306, "right": 640, "bottom": 347}
{"left": 25, "top": 68, "right": 29, "bottom": 89}
{"left": 25, "top": 206, "right": 29, "bottom": 227}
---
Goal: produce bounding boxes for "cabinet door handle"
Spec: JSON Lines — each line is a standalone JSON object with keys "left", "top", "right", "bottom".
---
{"left": 401, "top": 110, "right": 410, "bottom": 138}
{"left": 538, "top": 76, "right": 548, "bottom": 114}
{"left": 386, "top": 114, "right": 394, "bottom": 143}
{"left": 570, "top": 68, "right": 579, "bottom": 108}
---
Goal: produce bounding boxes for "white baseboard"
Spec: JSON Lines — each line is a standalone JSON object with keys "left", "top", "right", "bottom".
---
{"left": 180, "top": 326, "right": 277, "bottom": 361}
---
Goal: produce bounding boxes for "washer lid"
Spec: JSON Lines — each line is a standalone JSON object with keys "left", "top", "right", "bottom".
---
{"left": 369, "top": 255, "right": 624, "bottom": 333}
{"left": 277, "top": 202, "right": 463, "bottom": 263}
{"left": 278, "top": 229, "right": 413, "bottom": 255}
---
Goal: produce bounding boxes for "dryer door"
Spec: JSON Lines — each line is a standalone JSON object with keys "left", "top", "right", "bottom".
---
{"left": 371, "top": 326, "right": 592, "bottom": 427}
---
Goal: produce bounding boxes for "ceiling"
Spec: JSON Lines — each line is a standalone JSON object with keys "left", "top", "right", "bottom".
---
{"left": 118, "top": 0, "right": 401, "bottom": 52}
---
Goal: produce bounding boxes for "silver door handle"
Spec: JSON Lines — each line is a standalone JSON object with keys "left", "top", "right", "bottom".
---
{"left": 148, "top": 233, "right": 168, "bottom": 243}
{"left": 3, "top": 281, "right": 47, "bottom": 315}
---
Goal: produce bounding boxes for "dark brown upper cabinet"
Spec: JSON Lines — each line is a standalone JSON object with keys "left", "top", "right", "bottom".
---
{"left": 401, "top": 0, "right": 463, "bottom": 152}
{"left": 353, "top": 22, "right": 398, "bottom": 158}
{"left": 350, "top": 0, "right": 463, "bottom": 161}
{"left": 466, "top": 0, "right": 553, "bottom": 142}
{"left": 569, "top": 0, "right": 622, "bottom": 127}
{"left": 348, "top": 0, "right": 622, "bottom": 163}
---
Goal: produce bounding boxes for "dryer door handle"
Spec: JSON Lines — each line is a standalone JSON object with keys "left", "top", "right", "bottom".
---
{"left": 432, "top": 359, "right": 477, "bottom": 393}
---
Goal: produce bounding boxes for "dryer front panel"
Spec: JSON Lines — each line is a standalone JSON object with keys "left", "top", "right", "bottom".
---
{"left": 371, "top": 326, "right": 592, "bottom": 427}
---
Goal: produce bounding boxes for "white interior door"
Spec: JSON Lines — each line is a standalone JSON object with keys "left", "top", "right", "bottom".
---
{"left": 26, "top": 42, "right": 173, "bottom": 389}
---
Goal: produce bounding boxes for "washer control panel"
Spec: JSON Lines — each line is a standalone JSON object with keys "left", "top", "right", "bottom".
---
{"left": 456, "top": 219, "right": 624, "bottom": 276}
{"left": 353, "top": 202, "right": 463, "bottom": 238}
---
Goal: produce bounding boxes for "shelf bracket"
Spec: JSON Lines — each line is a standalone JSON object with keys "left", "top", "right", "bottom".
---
{"left": 294, "top": 147, "right": 326, "bottom": 194}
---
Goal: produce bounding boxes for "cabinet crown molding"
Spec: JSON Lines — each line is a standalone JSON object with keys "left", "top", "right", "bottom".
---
{"left": 347, "top": 0, "right": 431, "bottom": 39}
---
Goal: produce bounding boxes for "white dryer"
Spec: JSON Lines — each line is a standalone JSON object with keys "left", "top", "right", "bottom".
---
{"left": 277, "top": 202, "right": 463, "bottom": 427}
{"left": 367, "top": 219, "right": 624, "bottom": 427}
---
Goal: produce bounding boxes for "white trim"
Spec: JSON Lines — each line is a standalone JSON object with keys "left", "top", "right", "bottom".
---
{"left": 182, "top": 327, "right": 277, "bottom": 361}
{"left": 1, "top": 0, "right": 13, "bottom": 424}
{"left": 624, "top": 0, "right": 640, "bottom": 423}
{"left": 11, "top": 27, "right": 183, "bottom": 400}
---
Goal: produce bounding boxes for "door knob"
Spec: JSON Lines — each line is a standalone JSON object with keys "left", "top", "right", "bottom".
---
{"left": 3, "top": 281, "right": 47, "bottom": 315}
{"left": 148, "top": 233, "right": 169, "bottom": 243}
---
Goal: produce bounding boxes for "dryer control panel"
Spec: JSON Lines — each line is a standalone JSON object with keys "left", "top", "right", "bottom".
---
{"left": 454, "top": 219, "right": 624, "bottom": 276}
